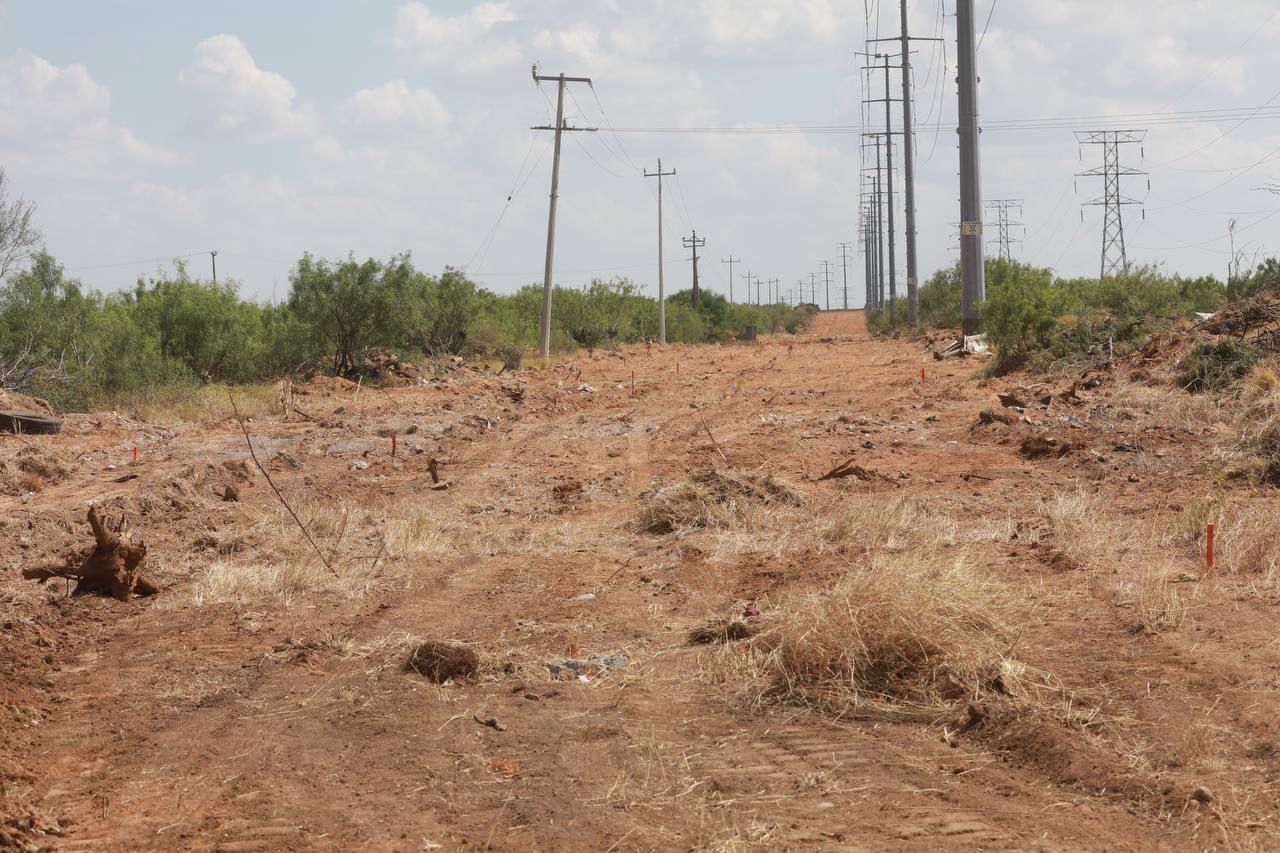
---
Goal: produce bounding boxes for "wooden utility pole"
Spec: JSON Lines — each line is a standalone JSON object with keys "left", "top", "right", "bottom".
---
{"left": 531, "top": 66, "right": 595, "bottom": 358}
{"left": 743, "top": 272, "right": 758, "bottom": 305}
{"left": 809, "top": 272, "right": 818, "bottom": 305}
{"left": 644, "top": 158, "right": 676, "bottom": 344}
{"left": 682, "top": 231, "right": 706, "bottom": 307}
{"left": 820, "top": 260, "right": 834, "bottom": 310}
{"left": 721, "top": 255, "right": 740, "bottom": 304}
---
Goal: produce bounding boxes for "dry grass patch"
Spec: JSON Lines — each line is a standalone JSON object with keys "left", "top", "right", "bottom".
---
{"left": 636, "top": 468, "right": 804, "bottom": 534}
{"left": 1216, "top": 503, "right": 1280, "bottom": 592}
{"left": 743, "top": 548, "right": 1025, "bottom": 718}
{"left": 1110, "top": 379, "right": 1229, "bottom": 432}
{"left": 94, "top": 381, "right": 284, "bottom": 424}
{"left": 1113, "top": 563, "right": 1187, "bottom": 633}
{"left": 1234, "top": 363, "right": 1280, "bottom": 481}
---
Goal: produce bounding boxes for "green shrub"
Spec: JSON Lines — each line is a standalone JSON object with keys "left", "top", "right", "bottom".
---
{"left": 1177, "top": 340, "right": 1259, "bottom": 393}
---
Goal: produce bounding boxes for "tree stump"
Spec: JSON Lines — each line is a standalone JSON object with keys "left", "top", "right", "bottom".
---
{"left": 24, "top": 506, "right": 158, "bottom": 600}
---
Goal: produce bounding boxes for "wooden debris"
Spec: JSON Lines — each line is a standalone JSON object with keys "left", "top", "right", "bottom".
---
{"left": 24, "top": 506, "right": 158, "bottom": 600}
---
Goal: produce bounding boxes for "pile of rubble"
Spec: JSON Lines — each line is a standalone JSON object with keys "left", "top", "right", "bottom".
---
{"left": 364, "top": 348, "right": 424, "bottom": 385}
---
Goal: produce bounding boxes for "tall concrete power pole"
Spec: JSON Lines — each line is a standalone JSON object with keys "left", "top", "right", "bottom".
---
{"left": 956, "top": 1, "right": 985, "bottom": 336}
{"left": 644, "top": 158, "right": 676, "bottom": 344}
{"left": 837, "top": 242, "right": 852, "bottom": 310}
{"left": 531, "top": 67, "right": 596, "bottom": 358}
{"left": 721, "top": 255, "right": 740, "bottom": 304}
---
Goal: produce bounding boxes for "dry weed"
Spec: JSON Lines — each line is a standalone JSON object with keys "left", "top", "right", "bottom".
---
{"left": 1037, "top": 489, "right": 1107, "bottom": 567}
{"left": 1113, "top": 563, "right": 1187, "bottom": 633}
{"left": 637, "top": 469, "right": 804, "bottom": 534}
{"left": 1234, "top": 363, "right": 1280, "bottom": 478}
{"left": 1110, "top": 380, "right": 1228, "bottom": 432}
{"left": 750, "top": 548, "right": 1023, "bottom": 717}
{"left": 1217, "top": 503, "right": 1280, "bottom": 591}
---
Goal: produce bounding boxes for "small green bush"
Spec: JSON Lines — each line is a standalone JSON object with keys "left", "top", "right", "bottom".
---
{"left": 1177, "top": 340, "right": 1259, "bottom": 393}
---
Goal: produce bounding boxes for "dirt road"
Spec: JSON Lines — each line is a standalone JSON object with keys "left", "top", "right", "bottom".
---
{"left": 3, "top": 311, "right": 1276, "bottom": 850}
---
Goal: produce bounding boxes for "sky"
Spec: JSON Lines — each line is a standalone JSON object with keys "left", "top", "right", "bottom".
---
{"left": 2, "top": 0, "right": 1280, "bottom": 306}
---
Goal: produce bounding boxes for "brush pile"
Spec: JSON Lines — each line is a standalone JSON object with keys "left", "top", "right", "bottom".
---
{"left": 637, "top": 468, "right": 805, "bottom": 534}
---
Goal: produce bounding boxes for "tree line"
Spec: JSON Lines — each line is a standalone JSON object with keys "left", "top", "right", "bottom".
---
{"left": 0, "top": 250, "right": 814, "bottom": 411}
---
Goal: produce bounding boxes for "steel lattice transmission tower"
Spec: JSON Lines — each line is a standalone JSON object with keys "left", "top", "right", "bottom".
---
{"left": 983, "top": 199, "right": 1023, "bottom": 261}
{"left": 1075, "top": 130, "right": 1148, "bottom": 279}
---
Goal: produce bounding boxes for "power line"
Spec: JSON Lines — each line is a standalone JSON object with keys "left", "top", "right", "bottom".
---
{"left": 977, "top": 0, "right": 997, "bottom": 51}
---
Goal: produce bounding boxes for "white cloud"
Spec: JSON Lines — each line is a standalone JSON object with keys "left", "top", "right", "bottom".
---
{"left": 340, "top": 79, "right": 451, "bottom": 133}
{"left": 392, "top": 2, "right": 521, "bottom": 74}
{"left": 178, "top": 35, "right": 314, "bottom": 139}
{"left": 0, "top": 50, "right": 175, "bottom": 179}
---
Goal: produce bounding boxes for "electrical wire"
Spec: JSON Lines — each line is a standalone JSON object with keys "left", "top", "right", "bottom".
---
{"left": 977, "top": 0, "right": 997, "bottom": 51}
{"left": 65, "top": 252, "right": 205, "bottom": 272}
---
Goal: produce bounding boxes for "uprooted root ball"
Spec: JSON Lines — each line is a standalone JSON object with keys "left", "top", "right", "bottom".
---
{"left": 405, "top": 641, "right": 480, "bottom": 683}
{"left": 637, "top": 468, "right": 805, "bottom": 534}
{"left": 687, "top": 618, "right": 757, "bottom": 646}
{"left": 760, "top": 549, "right": 1024, "bottom": 717}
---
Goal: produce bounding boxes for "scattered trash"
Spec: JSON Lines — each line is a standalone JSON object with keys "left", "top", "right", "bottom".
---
{"left": 577, "top": 383, "right": 595, "bottom": 393}
{"left": 997, "top": 393, "right": 1027, "bottom": 409}
{"left": 1019, "top": 435, "right": 1085, "bottom": 460}
{"left": 0, "top": 411, "right": 62, "bottom": 435}
{"left": 351, "top": 460, "right": 369, "bottom": 471}
{"left": 963, "top": 334, "right": 989, "bottom": 354}
{"left": 473, "top": 714, "right": 505, "bottom": 731}
{"left": 817, "top": 458, "right": 895, "bottom": 484}
{"left": 571, "top": 592, "right": 596, "bottom": 602}
{"left": 546, "top": 654, "right": 627, "bottom": 677}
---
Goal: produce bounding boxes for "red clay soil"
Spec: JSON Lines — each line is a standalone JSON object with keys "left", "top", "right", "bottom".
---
{"left": 1, "top": 310, "right": 1277, "bottom": 850}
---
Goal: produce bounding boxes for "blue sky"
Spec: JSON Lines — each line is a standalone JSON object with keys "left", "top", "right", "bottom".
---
{"left": 2, "top": 1, "right": 1280, "bottom": 305}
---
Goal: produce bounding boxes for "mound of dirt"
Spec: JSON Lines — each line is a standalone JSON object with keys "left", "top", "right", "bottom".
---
{"left": 0, "top": 390, "right": 55, "bottom": 415}
{"left": 405, "top": 641, "right": 479, "bottom": 683}
{"left": 0, "top": 446, "right": 77, "bottom": 495}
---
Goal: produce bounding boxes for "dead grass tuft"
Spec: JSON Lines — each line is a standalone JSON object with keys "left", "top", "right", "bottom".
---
{"left": 1114, "top": 564, "right": 1187, "bottom": 633}
{"left": 687, "top": 618, "right": 757, "bottom": 646}
{"left": 1235, "top": 363, "right": 1280, "bottom": 480}
{"left": 405, "top": 640, "right": 479, "bottom": 683}
{"left": 753, "top": 548, "right": 1023, "bottom": 717}
{"left": 636, "top": 468, "right": 804, "bottom": 534}
{"left": 1217, "top": 503, "right": 1280, "bottom": 590}
{"left": 1038, "top": 489, "right": 1108, "bottom": 568}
